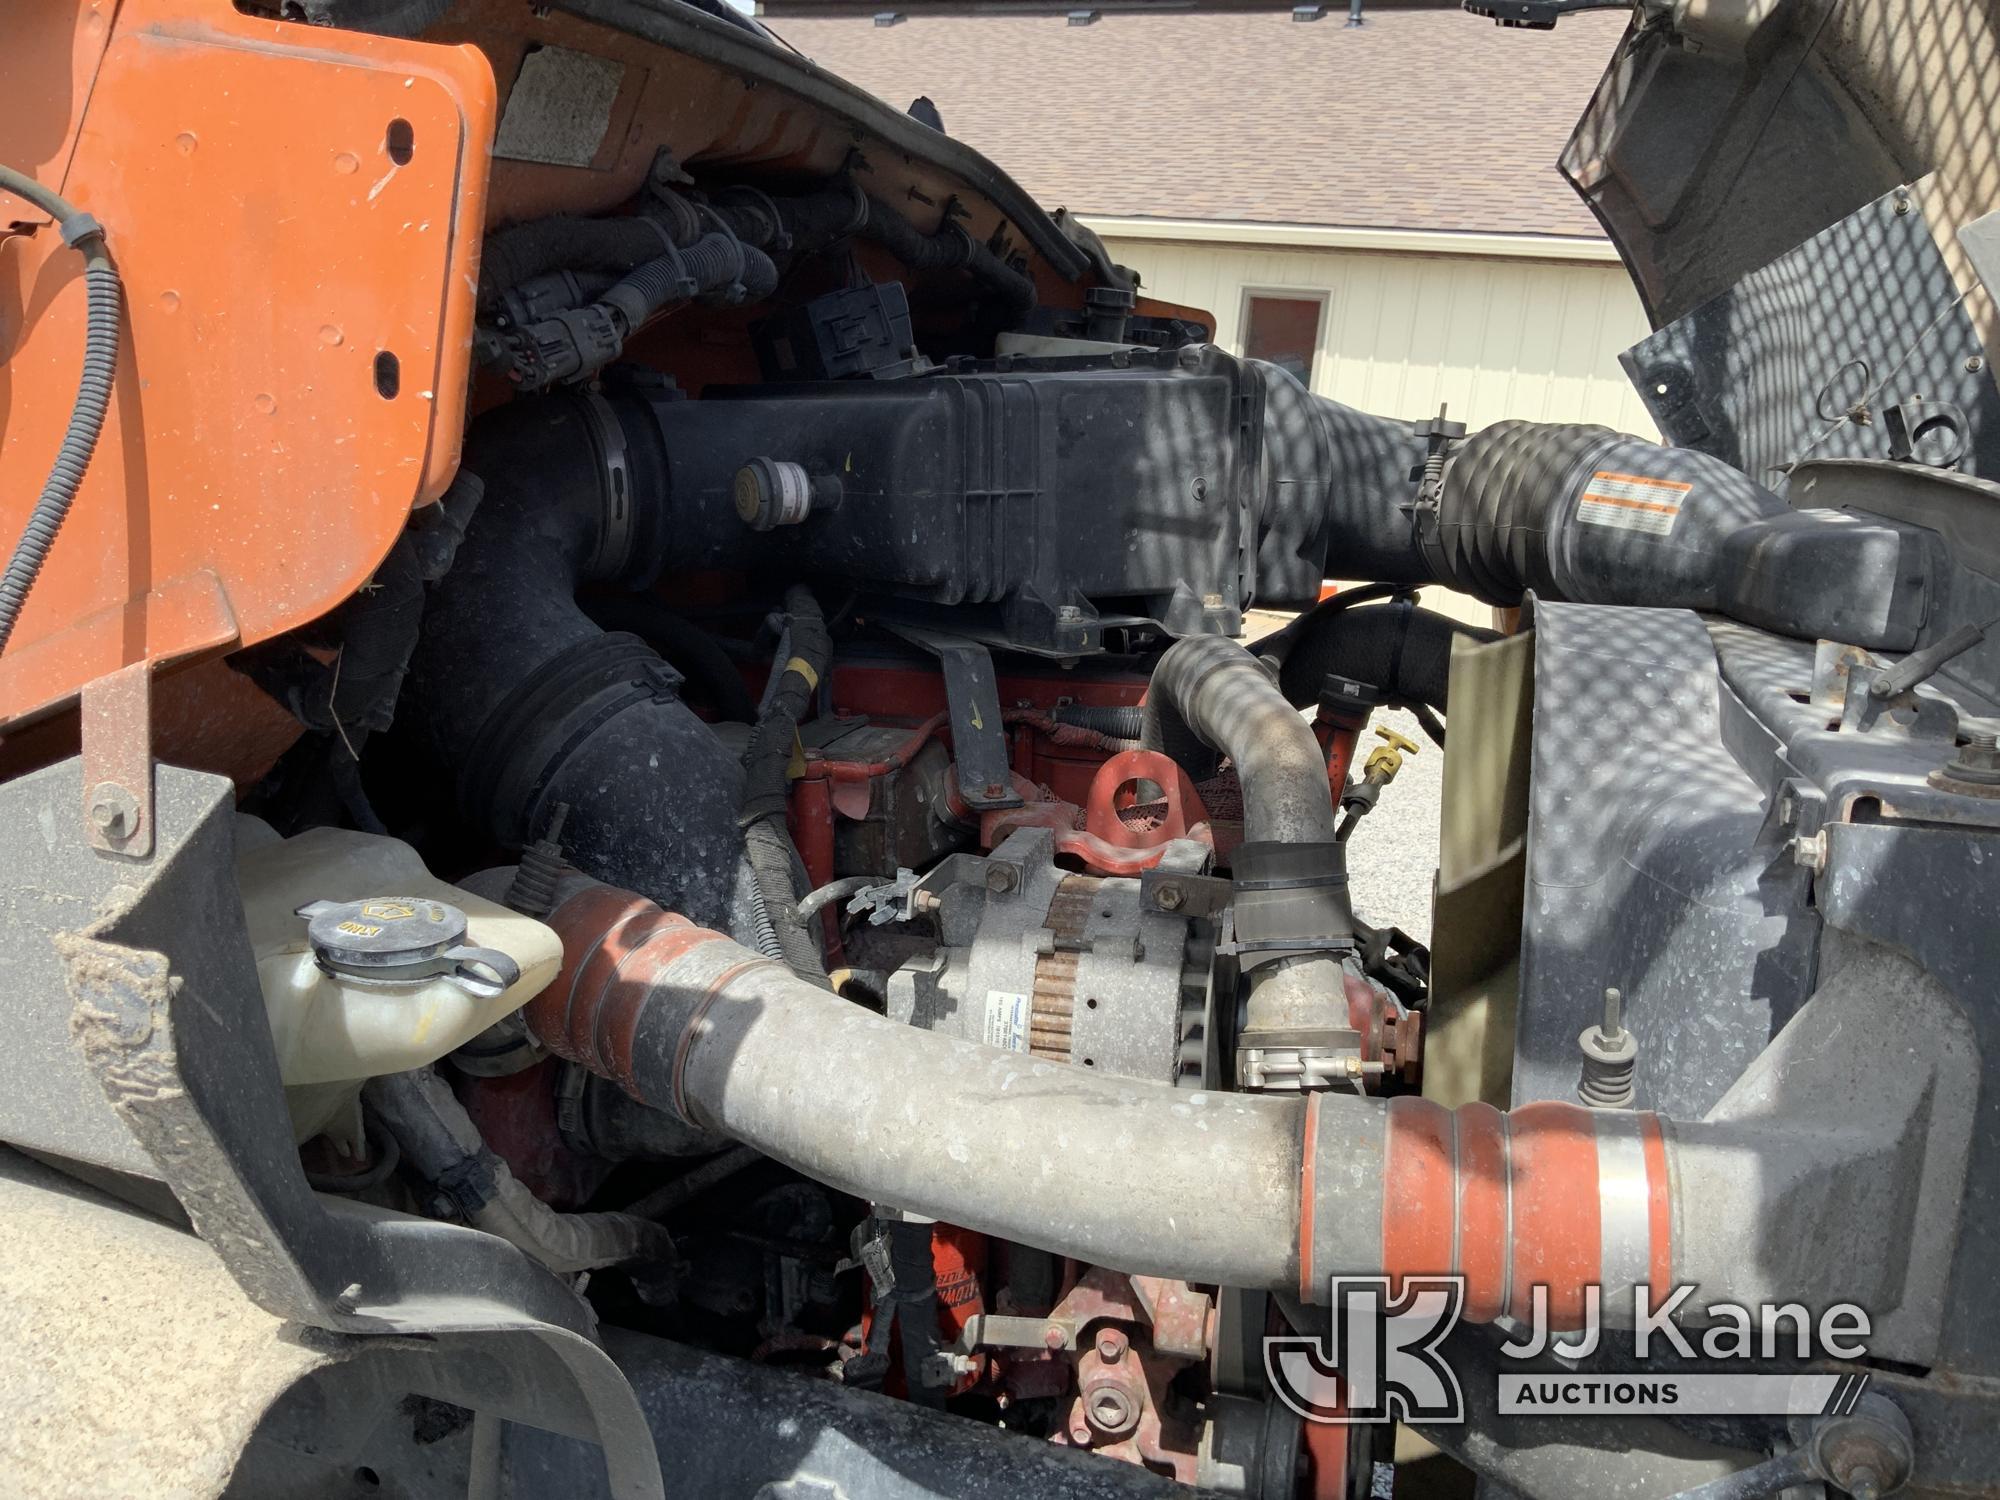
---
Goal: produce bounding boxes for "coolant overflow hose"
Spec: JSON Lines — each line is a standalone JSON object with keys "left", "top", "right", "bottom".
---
{"left": 0, "top": 165, "right": 120, "bottom": 656}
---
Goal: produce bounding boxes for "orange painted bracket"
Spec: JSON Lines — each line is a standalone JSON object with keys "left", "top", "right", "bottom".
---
{"left": 0, "top": 1, "right": 496, "bottom": 729}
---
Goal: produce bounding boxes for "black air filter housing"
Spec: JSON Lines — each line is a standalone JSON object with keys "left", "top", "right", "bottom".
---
{"left": 630, "top": 345, "right": 1297, "bottom": 653}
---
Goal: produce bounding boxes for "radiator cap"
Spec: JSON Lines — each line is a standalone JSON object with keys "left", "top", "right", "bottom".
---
{"left": 295, "top": 895, "right": 521, "bottom": 997}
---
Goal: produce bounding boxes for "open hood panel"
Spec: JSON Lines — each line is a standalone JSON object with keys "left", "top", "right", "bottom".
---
{"left": 1560, "top": 0, "right": 2000, "bottom": 329}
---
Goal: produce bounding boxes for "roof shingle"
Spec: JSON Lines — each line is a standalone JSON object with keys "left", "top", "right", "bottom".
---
{"left": 768, "top": 8, "right": 1625, "bottom": 237}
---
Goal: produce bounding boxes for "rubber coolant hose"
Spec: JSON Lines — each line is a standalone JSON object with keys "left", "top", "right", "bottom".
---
{"left": 1141, "top": 634, "right": 1337, "bottom": 846}
{"left": 0, "top": 165, "right": 120, "bottom": 655}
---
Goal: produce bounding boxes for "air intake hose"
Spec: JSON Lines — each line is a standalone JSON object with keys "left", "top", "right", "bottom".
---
{"left": 524, "top": 877, "right": 1697, "bottom": 1315}
{"left": 527, "top": 883, "right": 1946, "bottom": 1356}
{"left": 1254, "top": 360, "right": 1936, "bottom": 649}
{"left": 404, "top": 393, "right": 747, "bottom": 928}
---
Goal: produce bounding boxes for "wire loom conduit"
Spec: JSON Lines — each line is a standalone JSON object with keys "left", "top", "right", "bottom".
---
{"left": 403, "top": 393, "right": 750, "bottom": 931}
{"left": 364, "top": 1068, "right": 674, "bottom": 1274}
{"left": 738, "top": 587, "right": 834, "bottom": 985}
{"left": 0, "top": 165, "right": 120, "bottom": 656}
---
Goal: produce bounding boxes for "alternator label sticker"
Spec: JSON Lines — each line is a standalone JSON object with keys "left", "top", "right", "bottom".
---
{"left": 982, "top": 991, "right": 1031, "bottom": 1053}
{"left": 1577, "top": 471, "right": 1691, "bottom": 536}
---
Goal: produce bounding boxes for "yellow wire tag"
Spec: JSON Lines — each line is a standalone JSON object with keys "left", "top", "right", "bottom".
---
{"left": 785, "top": 656, "right": 820, "bottom": 692}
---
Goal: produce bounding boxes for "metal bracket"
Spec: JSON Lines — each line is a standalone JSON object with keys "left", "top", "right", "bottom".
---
{"left": 882, "top": 624, "right": 1022, "bottom": 811}
{"left": 79, "top": 660, "right": 154, "bottom": 858}
{"left": 1138, "top": 868, "right": 1232, "bottom": 918}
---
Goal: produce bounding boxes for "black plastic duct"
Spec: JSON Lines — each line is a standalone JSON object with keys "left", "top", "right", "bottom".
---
{"left": 1426, "top": 421, "right": 1939, "bottom": 647}
{"left": 1266, "top": 601, "right": 1498, "bottom": 712}
{"left": 404, "top": 392, "right": 745, "bottom": 927}
{"left": 1258, "top": 363, "right": 1940, "bottom": 650}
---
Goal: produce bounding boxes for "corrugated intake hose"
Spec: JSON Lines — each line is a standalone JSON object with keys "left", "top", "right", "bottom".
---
{"left": 1427, "top": 421, "right": 1936, "bottom": 647}
{"left": 404, "top": 394, "right": 750, "bottom": 929}
{"left": 738, "top": 587, "right": 833, "bottom": 985}
{"left": 1255, "top": 361, "right": 1937, "bottom": 648}
{"left": 0, "top": 165, "right": 120, "bottom": 656}
{"left": 520, "top": 877, "right": 1761, "bottom": 1316}
{"left": 1423, "top": 420, "right": 1786, "bottom": 607}
{"left": 364, "top": 1068, "right": 675, "bottom": 1274}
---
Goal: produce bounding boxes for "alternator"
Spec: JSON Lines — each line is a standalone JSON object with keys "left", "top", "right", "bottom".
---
{"left": 887, "top": 828, "right": 1217, "bottom": 1086}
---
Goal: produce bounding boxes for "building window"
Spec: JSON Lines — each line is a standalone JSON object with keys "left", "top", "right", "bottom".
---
{"left": 1241, "top": 293, "right": 1325, "bottom": 388}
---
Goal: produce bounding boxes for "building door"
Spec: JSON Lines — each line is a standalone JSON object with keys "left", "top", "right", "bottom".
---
{"left": 1241, "top": 292, "right": 1326, "bottom": 389}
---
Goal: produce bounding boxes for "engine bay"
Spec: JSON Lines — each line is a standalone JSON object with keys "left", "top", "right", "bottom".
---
{"left": 5, "top": 2, "right": 2000, "bottom": 1497}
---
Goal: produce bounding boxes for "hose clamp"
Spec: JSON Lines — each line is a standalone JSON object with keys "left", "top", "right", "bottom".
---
{"left": 576, "top": 390, "right": 633, "bottom": 582}
{"left": 654, "top": 237, "right": 698, "bottom": 303}
{"left": 457, "top": 632, "right": 681, "bottom": 846}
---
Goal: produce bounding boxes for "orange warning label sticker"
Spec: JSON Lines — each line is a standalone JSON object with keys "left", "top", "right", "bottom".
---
{"left": 1578, "top": 470, "right": 1691, "bottom": 536}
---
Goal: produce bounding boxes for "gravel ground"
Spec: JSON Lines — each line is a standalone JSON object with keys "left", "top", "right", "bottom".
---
{"left": 1339, "top": 704, "right": 1442, "bottom": 946}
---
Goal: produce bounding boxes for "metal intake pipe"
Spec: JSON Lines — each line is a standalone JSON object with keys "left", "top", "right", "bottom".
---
{"left": 523, "top": 877, "right": 1693, "bottom": 1309}
{"left": 522, "top": 878, "right": 1959, "bottom": 1345}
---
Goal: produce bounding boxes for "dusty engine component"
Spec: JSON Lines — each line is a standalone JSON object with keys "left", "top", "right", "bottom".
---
{"left": 10, "top": 3, "right": 2000, "bottom": 1499}
{"left": 887, "top": 827, "right": 1217, "bottom": 1085}
{"left": 886, "top": 825, "right": 1417, "bottom": 1095}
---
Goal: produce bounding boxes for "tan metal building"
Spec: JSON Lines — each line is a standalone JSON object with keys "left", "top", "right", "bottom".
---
{"left": 1084, "top": 221, "right": 1655, "bottom": 435}
{"left": 763, "top": 6, "right": 1659, "bottom": 434}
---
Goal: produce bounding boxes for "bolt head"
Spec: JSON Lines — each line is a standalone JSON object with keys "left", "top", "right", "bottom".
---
{"left": 1042, "top": 1325, "right": 1066, "bottom": 1350}
{"left": 1153, "top": 882, "right": 1184, "bottom": 910}
{"left": 1791, "top": 831, "right": 1828, "bottom": 872}
{"left": 87, "top": 782, "right": 138, "bottom": 839}
{"left": 1081, "top": 1380, "right": 1141, "bottom": 1437}
{"left": 985, "top": 864, "right": 1018, "bottom": 893}
{"left": 1095, "top": 1329, "right": 1127, "bottom": 1362}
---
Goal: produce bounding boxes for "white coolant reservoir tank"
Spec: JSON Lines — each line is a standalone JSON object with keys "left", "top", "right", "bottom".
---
{"left": 236, "top": 825, "right": 561, "bottom": 1138}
